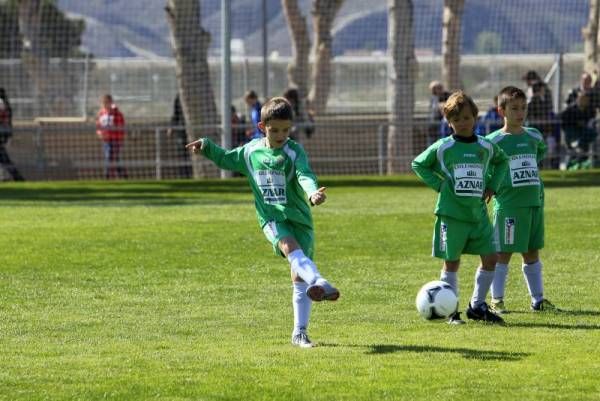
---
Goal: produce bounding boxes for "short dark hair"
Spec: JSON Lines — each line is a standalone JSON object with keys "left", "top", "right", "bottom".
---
{"left": 497, "top": 86, "right": 526, "bottom": 109}
{"left": 244, "top": 90, "right": 258, "bottom": 100}
{"left": 442, "top": 91, "right": 478, "bottom": 120}
{"left": 522, "top": 70, "right": 541, "bottom": 81}
{"left": 261, "top": 97, "right": 293, "bottom": 123}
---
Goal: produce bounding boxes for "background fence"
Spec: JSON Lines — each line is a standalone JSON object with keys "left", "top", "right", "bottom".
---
{"left": 0, "top": 0, "right": 596, "bottom": 180}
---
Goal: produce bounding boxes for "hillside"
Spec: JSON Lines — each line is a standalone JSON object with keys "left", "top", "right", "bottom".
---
{"left": 56, "top": 0, "right": 588, "bottom": 58}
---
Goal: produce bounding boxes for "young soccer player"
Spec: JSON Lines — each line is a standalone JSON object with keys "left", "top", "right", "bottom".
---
{"left": 412, "top": 91, "right": 508, "bottom": 324}
{"left": 486, "top": 86, "right": 557, "bottom": 313}
{"left": 186, "top": 97, "right": 339, "bottom": 348}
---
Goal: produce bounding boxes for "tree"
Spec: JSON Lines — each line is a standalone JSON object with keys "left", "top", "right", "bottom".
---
{"left": 441, "top": 0, "right": 464, "bottom": 91}
{"left": 583, "top": 0, "right": 600, "bottom": 75}
{"left": 282, "top": 0, "right": 310, "bottom": 118}
{"left": 165, "top": 0, "right": 218, "bottom": 178}
{"left": 307, "top": 0, "right": 344, "bottom": 114}
{"left": 387, "top": 0, "right": 416, "bottom": 174}
{"left": 10, "top": 0, "right": 86, "bottom": 115}
{"left": 282, "top": 0, "right": 344, "bottom": 116}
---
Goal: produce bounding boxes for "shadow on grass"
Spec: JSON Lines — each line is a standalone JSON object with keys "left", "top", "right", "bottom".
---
{"left": 509, "top": 322, "right": 600, "bottom": 330}
{"left": 504, "top": 309, "right": 600, "bottom": 317}
{"left": 319, "top": 343, "right": 529, "bottom": 361}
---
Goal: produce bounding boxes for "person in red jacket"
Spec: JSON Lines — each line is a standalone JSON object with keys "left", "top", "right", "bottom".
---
{"left": 96, "top": 94, "right": 127, "bottom": 179}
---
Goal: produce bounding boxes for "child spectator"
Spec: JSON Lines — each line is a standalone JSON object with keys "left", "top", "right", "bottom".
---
{"left": 244, "top": 90, "right": 263, "bottom": 141}
{"left": 96, "top": 94, "right": 127, "bottom": 179}
{"left": 475, "top": 96, "right": 503, "bottom": 136}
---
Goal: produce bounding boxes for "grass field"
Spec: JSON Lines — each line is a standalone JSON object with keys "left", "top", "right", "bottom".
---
{"left": 1, "top": 172, "right": 600, "bottom": 401}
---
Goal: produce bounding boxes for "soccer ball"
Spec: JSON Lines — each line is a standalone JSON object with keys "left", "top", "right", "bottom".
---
{"left": 415, "top": 280, "right": 458, "bottom": 320}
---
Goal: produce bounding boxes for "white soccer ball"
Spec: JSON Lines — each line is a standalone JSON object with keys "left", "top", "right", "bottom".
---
{"left": 415, "top": 280, "right": 458, "bottom": 320}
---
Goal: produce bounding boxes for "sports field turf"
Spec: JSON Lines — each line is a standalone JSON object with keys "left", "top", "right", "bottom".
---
{"left": 1, "top": 171, "right": 600, "bottom": 400}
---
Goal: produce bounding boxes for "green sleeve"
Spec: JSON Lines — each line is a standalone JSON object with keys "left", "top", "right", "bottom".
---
{"left": 537, "top": 136, "right": 547, "bottom": 163}
{"left": 487, "top": 143, "right": 509, "bottom": 193}
{"left": 294, "top": 146, "right": 319, "bottom": 196}
{"left": 201, "top": 138, "right": 247, "bottom": 174}
{"left": 412, "top": 144, "right": 444, "bottom": 192}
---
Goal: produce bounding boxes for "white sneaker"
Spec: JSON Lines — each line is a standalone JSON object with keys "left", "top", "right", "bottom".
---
{"left": 306, "top": 278, "right": 340, "bottom": 302}
{"left": 291, "top": 331, "right": 314, "bottom": 348}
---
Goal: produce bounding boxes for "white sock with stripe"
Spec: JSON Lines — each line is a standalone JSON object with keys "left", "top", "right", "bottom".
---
{"left": 292, "top": 282, "right": 312, "bottom": 335}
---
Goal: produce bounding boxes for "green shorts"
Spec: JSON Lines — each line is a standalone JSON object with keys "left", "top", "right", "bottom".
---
{"left": 432, "top": 214, "right": 497, "bottom": 261}
{"left": 493, "top": 207, "right": 544, "bottom": 253}
{"left": 262, "top": 220, "right": 315, "bottom": 259}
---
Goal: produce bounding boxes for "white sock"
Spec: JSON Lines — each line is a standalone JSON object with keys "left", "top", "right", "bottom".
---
{"left": 491, "top": 263, "right": 509, "bottom": 300}
{"left": 287, "top": 249, "right": 321, "bottom": 285}
{"left": 292, "top": 282, "right": 311, "bottom": 335}
{"left": 522, "top": 261, "right": 544, "bottom": 303}
{"left": 471, "top": 268, "right": 495, "bottom": 308}
{"left": 440, "top": 270, "right": 458, "bottom": 296}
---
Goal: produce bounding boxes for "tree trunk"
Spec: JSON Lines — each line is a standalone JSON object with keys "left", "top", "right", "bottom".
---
{"left": 387, "top": 0, "right": 416, "bottom": 174}
{"left": 441, "top": 0, "right": 464, "bottom": 92}
{"left": 165, "top": 0, "right": 218, "bottom": 178}
{"left": 282, "top": 0, "right": 311, "bottom": 106}
{"left": 18, "top": 0, "right": 51, "bottom": 116}
{"left": 583, "top": 0, "right": 600, "bottom": 75}
{"left": 308, "top": 0, "right": 344, "bottom": 115}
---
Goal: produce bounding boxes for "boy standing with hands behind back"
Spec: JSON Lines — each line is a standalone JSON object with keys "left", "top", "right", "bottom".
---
{"left": 186, "top": 97, "right": 339, "bottom": 348}
{"left": 412, "top": 91, "right": 508, "bottom": 324}
{"left": 486, "top": 86, "right": 557, "bottom": 313}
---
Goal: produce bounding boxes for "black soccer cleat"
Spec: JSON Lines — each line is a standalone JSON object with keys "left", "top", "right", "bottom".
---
{"left": 466, "top": 302, "right": 505, "bottom": 324}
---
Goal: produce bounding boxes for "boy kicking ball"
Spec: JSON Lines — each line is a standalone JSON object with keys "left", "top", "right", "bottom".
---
{"left": 186, "top": 97, "right": 339, "bottom": 348}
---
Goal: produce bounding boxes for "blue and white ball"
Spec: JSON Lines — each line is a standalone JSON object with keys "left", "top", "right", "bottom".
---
{"left": 415, "top": 280, "right": 458, "bottom": 320}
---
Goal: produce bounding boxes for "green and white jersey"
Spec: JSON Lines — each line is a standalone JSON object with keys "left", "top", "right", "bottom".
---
{"left": 486, "top": 127, "right": 546, "bottom": 209}
{"left": 412, "top": 135, "right": 509, "bottom": 223}
{"left": 201, "top": 137, "right": 319, "bottom": 229}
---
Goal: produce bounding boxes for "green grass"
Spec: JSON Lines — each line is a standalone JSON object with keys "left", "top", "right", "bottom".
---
{"left": 1, "top": 172, "right": 600, "bottom": 401}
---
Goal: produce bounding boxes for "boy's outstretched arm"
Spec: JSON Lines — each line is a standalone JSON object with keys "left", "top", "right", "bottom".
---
{"left": 186, "top": 137, "right": 246, "bottom": 174}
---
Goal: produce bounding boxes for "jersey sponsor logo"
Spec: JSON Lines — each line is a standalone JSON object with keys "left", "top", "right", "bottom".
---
{"left": 463, "top": 153, "right": 476, "bottom": 158}
{"left": 516, "top": 143, "right": 529, "bottom": 148}
{"left": 255, "top": 170, "right": 287, "bottom": 204}
{"left": 504, "top": 217, "right": 515, "bottom": 245}
{"left": 261, "top": 155, "right": 285, "bottom": 168}
{"left": 453, "top": 163, "right": 484, "bottom": 197}
{"left": 509, "top": 154, "right": 539, "bottom": 187}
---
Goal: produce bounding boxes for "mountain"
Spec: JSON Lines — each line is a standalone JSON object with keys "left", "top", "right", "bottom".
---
{"left": 57, "top": 0, "right": 589, "bottom": 58}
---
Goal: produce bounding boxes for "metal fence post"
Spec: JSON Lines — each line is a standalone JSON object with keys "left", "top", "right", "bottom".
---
{"left": 377, "top": 123, "right": 385, "bottom": 176}
{"left": 155, "top": 127, "right": 162, "bottom": 180}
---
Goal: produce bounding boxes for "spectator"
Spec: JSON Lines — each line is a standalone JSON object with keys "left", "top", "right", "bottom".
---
{"left": 565, "top": 72, "right": 593, "bottom": 108}
{"left": 231, "top": 105, "right": 247, "bottom": 148}
{"left": 427, "top": 81, "right": 449, "bottom": 144}
{"left": 0, "top": 91, "right": 24, "bottom": 181}
{"left": 96, "top": 94, "right": 127, "bottom": 179}
{"left": 522, "top": 70, "right": 553, "bottom": 114}
{"left": 283, "top": 87, "right": 315, "bottom": 141}
{"left": 528, "top": 81, "right": 560, "bottom": 167}
{"left": 244, "top": 90, "right": 263, "bottom": 140}
{"left": 560, "top": 92, "right": 597, "bottom": 169}
{"left": 475, "top": 96, "right": 503, "bottom": 136}
{"left": 168, "top": 94, "right": 192, "bottom": 178}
